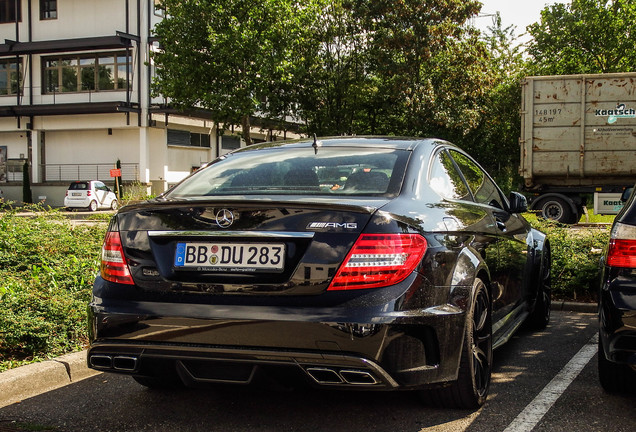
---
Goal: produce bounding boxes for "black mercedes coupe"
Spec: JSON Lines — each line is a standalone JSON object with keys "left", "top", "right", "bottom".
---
{"left": 88, "top": 136, "right": 551, "bottom": 409}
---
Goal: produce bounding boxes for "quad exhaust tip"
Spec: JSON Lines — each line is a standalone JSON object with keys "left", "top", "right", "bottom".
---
{"left": 89, "top": 354, "right": 138, "bottom": 372}
{"left": 305, "top": 367, "right": 379, "bottom": 386}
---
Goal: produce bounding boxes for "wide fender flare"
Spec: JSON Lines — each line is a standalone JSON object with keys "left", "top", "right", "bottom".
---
{"left": 449, "top": 246, "right": 490, "bottom": 313}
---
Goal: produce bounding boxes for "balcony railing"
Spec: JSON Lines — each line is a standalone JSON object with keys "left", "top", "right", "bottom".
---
{"left": 40, "top": 163, "right": 139, "bottom": 182}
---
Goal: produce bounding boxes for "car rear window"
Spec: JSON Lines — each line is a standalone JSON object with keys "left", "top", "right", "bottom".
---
{"left": 68, "top": 182, "right": 89, "bottom": 190}
{"left": 166, "top": 146, "right": 410, "bottom": 198}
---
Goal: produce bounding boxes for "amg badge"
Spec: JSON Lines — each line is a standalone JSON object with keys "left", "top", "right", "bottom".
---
{"left": 307, "top": 222, "right": 358, "bottom": 230}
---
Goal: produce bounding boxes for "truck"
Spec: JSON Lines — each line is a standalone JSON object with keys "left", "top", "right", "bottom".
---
{"left": 519, "top": 73, "right": 636, "bottom": 223}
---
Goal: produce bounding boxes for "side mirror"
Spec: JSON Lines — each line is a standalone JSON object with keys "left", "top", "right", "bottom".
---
{"left": 508, "top": 192, "right": 528, "bottom": 213}
{"left": 621, "top": 187, "right": 634, "bottom": 202}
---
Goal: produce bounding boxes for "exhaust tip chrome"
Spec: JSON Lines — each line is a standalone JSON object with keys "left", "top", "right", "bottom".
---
{"left": 340, "top": 369, "right": 379, "bottom": 385}
{"left": 113, "top": 356, "right": 138, "bottom": 372}
{"left": 89, "top": 355, "right": 113, "bottom": 369}
{"left": 305, "top": 367, "right": 344, "bottom": 384}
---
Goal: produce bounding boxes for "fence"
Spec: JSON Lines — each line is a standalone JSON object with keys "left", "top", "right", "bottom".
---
{"left": 40, "top": 163, "right": 139, "bottom": 182}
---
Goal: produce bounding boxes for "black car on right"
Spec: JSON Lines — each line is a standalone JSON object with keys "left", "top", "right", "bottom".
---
{"left": 598, "top": 184, "right": 636, "bottom": 392}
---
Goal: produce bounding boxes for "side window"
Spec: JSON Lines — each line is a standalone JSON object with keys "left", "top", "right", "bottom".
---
{"left": 428, "top": 150, "right": 470, "bottom": 200}
{"left": 449, "top": 150, "right": 504, "bottom": 209}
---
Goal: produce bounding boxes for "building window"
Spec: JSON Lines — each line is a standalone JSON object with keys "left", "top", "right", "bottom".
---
{"left": 154, "top": 0, "right": 165, "bottom": 17}
{"left": 168, "top": 129, "right": 211, "bottom": 148}
{"left": 43, "top": 52, "right": 131, "bottom": 93}
{"left": 0, "top": 58, "right": 21, "bottom": 95}
{"left": 40, "top": 0, "right": 57, "bottom": 20}
{"left": 221, "top": 135, "right": 241, "bottom": 150}
{"left": 0, "top": 0, "right": 21, "bottom": 23}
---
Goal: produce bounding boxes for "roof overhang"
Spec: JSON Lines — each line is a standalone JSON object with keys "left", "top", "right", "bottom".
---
{"left": 0, "top": 33, "right": 137, "bottom": 57}
{"left": 0, "top": 102, "right": 139, "bottom": 117}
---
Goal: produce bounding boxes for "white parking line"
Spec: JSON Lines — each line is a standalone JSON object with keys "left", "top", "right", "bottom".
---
{"left": 503, "top": 334, "right": 598, "bottom": 432}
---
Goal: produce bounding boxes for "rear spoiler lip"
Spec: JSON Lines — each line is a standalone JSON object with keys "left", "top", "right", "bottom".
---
{"left": 119, "top": 196, "right": 390, "bottom": 215}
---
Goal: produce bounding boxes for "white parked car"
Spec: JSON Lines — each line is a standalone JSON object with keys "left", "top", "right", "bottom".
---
{"left": 64, "top": 180, "right": 118, "bottom": 211}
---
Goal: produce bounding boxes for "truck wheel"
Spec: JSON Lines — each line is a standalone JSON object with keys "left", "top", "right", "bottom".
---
{"left": 539, "top": 197, "right": 575, "bottom": 224}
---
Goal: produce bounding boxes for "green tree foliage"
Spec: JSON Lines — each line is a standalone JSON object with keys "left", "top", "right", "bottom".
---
{"left": 152, "top": 0, "right": 527, "bottom": 180}
{"left": 295, "top": 1, "right": 369, "bottom": 135}
{"left": 152, "top": 0, "right": 324, "bottom": 144}
{"left": 352, "top": 0, "right": 487, "bottom": 137}
{"left": 301, "top": 0, "right": 489, "bottom": 138}
{"left": 527, "top": 0, "right": 636, "bottom": 74}
{"left": 461, "top": 14, "right": 527, "bottom": 190}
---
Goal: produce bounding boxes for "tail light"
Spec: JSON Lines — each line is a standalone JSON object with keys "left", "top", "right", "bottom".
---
{"left": 328, "top": 233, "right": 427, "bottom": 290}
{"left": 101, "top": 231, "right": 134, "bottom": 284}
{"left": 87, "top": 190, "right": 92, "bottom": 196}
{"left": 607, "top": 222, "right": 636, "bottom": 268}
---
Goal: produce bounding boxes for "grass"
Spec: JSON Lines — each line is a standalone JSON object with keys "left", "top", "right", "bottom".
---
{"left": 576, "top": 209, "right": 616, "bottom": 224}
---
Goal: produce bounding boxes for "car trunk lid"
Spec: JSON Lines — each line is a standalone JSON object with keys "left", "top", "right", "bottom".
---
{"left": 114, "top": 198, "right": 387, "bottom": 295}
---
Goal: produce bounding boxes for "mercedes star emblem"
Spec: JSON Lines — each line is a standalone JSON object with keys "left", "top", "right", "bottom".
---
{"left": 215, "top": 209, "right": 235, "bottom": 228}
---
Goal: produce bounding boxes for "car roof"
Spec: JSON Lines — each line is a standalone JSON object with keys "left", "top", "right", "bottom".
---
{"left": 234, "top": 136, "right": 442, "bottom": 153}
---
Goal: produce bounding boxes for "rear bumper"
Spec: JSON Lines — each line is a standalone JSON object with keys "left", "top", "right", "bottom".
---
{"left": 88, "top": 276, "right": 469, "bottom": 389}
{"left": 64, "top": 197, "right": 90, "bottom": 207}
{"left": 88, "top": 342, "right": 402, "bottom": 389}
{"left": 599, "top": 268, "right": 636, "bottom": 365}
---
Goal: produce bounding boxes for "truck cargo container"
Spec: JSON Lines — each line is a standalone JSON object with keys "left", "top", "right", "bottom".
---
{"left": 520, "top": 73, "right": 636, "bottom": 223}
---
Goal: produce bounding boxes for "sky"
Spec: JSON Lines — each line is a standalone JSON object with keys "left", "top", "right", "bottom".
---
{"left": 473, "top": 0, "right": 570, "bottom": 41}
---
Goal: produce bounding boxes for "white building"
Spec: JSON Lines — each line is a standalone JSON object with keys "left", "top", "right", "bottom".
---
{"left": 0, "top": 0, "right": 298, "bottom": 206}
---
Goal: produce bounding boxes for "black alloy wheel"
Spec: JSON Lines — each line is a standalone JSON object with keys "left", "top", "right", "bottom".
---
{"left": 421, "top": 278, "right": 492, "bottom": 409}
{"left": 527, "top": 244, "right": 552, "bottom": 330}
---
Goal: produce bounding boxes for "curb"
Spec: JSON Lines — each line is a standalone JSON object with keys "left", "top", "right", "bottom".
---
{"left": 554, "top": 301, "right": 597, "bottom": 313}
{"left": 0, "top": 351, "right": 100, "bottom": 408}
{"left": 0, "top": 303, "right": 597, "bottom": 407}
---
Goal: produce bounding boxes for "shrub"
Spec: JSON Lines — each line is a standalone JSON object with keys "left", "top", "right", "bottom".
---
{"left": 0, "top": 207, "right": 106, "bottom": 371}
{"left": 528, "top": 217, "right": 609, "bottom": 301}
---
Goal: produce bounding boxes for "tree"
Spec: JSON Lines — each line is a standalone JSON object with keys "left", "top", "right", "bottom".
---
{"left": 527, "top": 0, "right": 636, "bottom": 74}
{"left": 460, "top": 14, "right": 528, "bottom": 190}
{"left": 298, "top": 0, "right": 492, "bottom": 138}
{"left": 342, "top": 0, "right": 489, "bottom": 137}
{"left": 295, "top": 1, "right": 369, "bottom": 135}
{"left": 152, "top": 0, "right": 324, "bottom": 144}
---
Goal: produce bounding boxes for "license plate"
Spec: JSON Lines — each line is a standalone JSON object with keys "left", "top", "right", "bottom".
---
{"left": 72, "top": 192, "right": 82, "bottom": 197}
{"left": 174, "top": 242, "right": 285, "bottom": 272}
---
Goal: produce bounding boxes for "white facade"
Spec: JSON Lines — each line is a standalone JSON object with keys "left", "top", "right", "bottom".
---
{"left": 0, "top": 0, "right": 297, "bottom": 206}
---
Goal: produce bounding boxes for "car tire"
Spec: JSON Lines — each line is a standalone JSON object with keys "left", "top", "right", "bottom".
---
{"left": 598, "top": 335, "right": 636, "bottom": 393}
{"left": 538, "top": 197, "right": 576, "bottom": 224}
{"left": 527, "top": 244, "right": 551, "bottom": 330}
{"left": 420, "top": 278, "right": 492, "bottom": 409}
{"left": 88, "top": 200, "right": 98, "bottom": 212}
{"left": 111, "top": 199, "right": 118, "bottom": 210}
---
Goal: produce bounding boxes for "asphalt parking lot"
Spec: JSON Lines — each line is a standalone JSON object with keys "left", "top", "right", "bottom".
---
{"left": 1, "top": 310, "right": 634, "bottom": 432}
